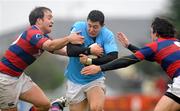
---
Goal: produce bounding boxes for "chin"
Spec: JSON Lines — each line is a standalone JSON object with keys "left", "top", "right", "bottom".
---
{"left": 46, "top": 29, "right": 52, "bottom": 34}
{"left": 90, "top": 34, "right": 97, "bottom": 37}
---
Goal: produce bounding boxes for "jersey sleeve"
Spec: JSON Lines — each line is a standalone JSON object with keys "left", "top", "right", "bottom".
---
{"left": 27, "top": 30, "right": 49, "bottom": 49}
{"left": 103, "top": 32, "right": 118, "bottom": 54}
{"left": 134, "top": 42, "right": 157, "bottom": 61}
{"left": 31, "top": 34, "right": 49, "bottom": 49}
{"left": 70, "top": 22, "right": 82, "bottom": 34}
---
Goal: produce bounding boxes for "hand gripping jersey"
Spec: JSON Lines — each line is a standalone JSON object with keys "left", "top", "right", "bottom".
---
{"left": 0, "top": 25, "right": 49, "bottom": 77}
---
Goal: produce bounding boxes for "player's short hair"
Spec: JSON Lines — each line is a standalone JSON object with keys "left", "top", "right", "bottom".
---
{"left": 151, "top": 17, "right": 176, "bottom": 38}
{"left": 29, "top": 6, "right": 52, "bottom": 25}
{"left": 87, "top": 10, "right": 105, "bottom": 26}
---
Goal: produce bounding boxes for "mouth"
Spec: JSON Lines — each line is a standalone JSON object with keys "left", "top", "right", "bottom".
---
{"left": 90, "top": 33, "right": 96, "bottom": 37}
{"left": 49, "top": 24, "right": 53, "bottom": 27}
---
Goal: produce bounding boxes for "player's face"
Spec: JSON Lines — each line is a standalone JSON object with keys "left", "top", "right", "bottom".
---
{"left": 40, "top": 10, "right": 53, "bottom": 34}
{"left": 150, "top": 27, "right": 157, "bottom": 41}
{"left": 87, "top": 20, "right": 102, "bottom": 37}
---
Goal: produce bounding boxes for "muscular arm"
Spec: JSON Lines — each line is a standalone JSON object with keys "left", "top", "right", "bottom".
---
{"left": 42, "top": 33, "right": 84, "bottom": 52}
{"left": 100, "top": 54, "right": 140, "bottom": 71}
{"left": 43, "top": 38, "right": 69, "bottom": 52}
{"left": 51, "top": 47, "right": 67, "bottom": 56}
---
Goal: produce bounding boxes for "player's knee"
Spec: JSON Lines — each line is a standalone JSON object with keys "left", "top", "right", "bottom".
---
{"left": 89, "top": 104, "right": 103, "bottom": 111}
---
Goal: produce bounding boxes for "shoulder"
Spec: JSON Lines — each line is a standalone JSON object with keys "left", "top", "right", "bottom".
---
{"left": 145, "top": 41, "right": 157, "bottom": 47}
{"left": 73, "top": 21, "right": 86, "bottom": 26}
{"left": 144, "top": 41, "right": 158, "bottom": 52}
{"left": 27, "top": 26, "right": 42, "bottom": 36}
{"left": 101, "top": 27, "right": 114, "bottom": 37}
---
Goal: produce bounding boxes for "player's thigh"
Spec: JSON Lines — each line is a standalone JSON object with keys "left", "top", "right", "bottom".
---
{"left": 19, "top": 83, "right": 50, "bottom": 107}
{"left": 86, "top": 86, "right": 105, "bottom": 108}
{"left": 69, "top": 99, "right": 88, "bottom": 111}
{"left": 154, "top": 95, "right": 180, "bottom": 111}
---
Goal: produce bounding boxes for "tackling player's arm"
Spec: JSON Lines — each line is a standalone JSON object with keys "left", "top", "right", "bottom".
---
{"left": 117, "top": 32, "right": 139, "bottom": 53}
{"left": 127, "top": 44, "right": 140, "bottom": 53}
{"left": 42, "top": 37, "right": 69, "bottom": 52}
{"left": 81, "top": 54, "right": 140, "bottom": 75}
{"left": 91, "top": 51, "right": 118, "bottom": 65}
{"left": 42, "top": 34, "right": 84, "bottom": 52}
{"left": 51, "top": 47, "right": 67, "bottom": 56}
{"left": 100, "top": 54, "right": 140, "bottom": 71}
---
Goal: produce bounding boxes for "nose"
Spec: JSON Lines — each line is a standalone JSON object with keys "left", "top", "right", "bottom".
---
{"left": 51, "top": 20, "right": 54, "bottom": 25}
{"left": 89, "top": 27, "right": 94, "bottom": 33}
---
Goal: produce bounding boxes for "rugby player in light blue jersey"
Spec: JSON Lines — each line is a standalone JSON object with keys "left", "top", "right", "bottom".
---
{"left": 64, "top": 10, "right": 119, "bottom": 111}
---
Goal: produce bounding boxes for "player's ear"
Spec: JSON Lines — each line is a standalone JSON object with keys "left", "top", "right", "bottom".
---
{"left": 36, "top": 18, "right": 43, "bottom": 25}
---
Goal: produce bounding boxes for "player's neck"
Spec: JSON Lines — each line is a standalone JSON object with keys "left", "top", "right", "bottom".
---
{"left": 34, "top": 25, "right": 45, "bottom": 34}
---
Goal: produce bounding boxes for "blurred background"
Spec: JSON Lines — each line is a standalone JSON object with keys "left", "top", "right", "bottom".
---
{"left": 0, "top": 0, "right": 180, "bottom": 110}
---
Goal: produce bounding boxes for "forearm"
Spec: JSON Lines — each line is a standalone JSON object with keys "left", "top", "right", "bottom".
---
{"left": 52, "top": 47, "right": 67, "bottom": 56}
{"left": 50, "top": 37, "right": 69, "bottom": 50}
{"left": 67, "top": 43, "right": 90, "bottom": 57}
{"left": 127, "top": 44, "right": 140, "bottom": 53}
{"left": 100, "top": 54, "right": 140, "bottom": 71}
{"left": 92, "top": 52, "right": 118, "bottom": 65}
{"left": 43, "top": 37, "right": 69, "bottom": 52}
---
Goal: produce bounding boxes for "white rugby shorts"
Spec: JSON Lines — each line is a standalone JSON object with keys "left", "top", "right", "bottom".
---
{"left": 0, "top": 72, "right": 33, "bottom": 109}
{"left": 66, "top": 77, "right": 106, "bottom": 104}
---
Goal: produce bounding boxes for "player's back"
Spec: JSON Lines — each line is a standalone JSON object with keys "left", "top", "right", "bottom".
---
{"left": 0, "top": 25, "right": 49, "bottom": 77}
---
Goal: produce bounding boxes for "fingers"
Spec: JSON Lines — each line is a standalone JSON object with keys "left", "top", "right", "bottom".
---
{"left": 90, "top": 43, "right": 104, "bottom": 56}
{"left": 81, "top": 67, "right": 91, "bottom": 75}
{"left": 79, "top": 54, "right": 85, "bottom": 57}
{"left": 75, "top": 31, "right": 81, "bottom": 35}
{"left": 69, "top": 34, "right": 84, "bottom": 44}
{"left": 117, "top": 32, "right": 129, "bottom": 48}
{"left": 117, "top": 32, "right": 125, "bottom": 39}
{"left": 81, "top": 65, "right": 100, "bottom": 75}
{"left": 77, "top": 35, "right": 84, "bottom": 44}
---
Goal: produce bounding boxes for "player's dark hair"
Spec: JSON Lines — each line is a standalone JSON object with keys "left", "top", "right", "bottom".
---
{"left": 151, "top": 17, "right": 176, "bottom": 38}
{"left": 87, "top": 10, "right": 105, "bottom": 26}
{"left": 29, "top": 7, "right": 52, "bottom": 25}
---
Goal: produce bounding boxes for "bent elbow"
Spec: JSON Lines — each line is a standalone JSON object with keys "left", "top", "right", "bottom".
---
{"left": 48, "top": 44, "right": 56, "bottom": 51}
{"left": 43, "top": 41, "right": 57, "bottom": 52}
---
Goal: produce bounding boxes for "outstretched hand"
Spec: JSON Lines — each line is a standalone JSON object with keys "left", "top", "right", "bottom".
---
{"left": 117, "top": 32, "right": 130, "bottom": 48}
{"left": 81, "top": 65, "right": 101, "bottom": 75}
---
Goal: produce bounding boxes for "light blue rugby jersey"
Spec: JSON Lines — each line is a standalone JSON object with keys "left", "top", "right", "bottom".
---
{"left": 65, "top": 21, "right": 118, "bottom": 84}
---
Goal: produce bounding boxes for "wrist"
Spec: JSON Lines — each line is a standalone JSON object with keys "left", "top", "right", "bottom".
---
{"left": 127, "top": 44, "right": 131, "bottom": 49}
{"left": 87, "top": 48, "right": 91, "bottom": 54}
{"left": 67, "top": 36, "right": 71, "bottom": 43}
{"left": 84, "top": 48, "right": 91, "bottom": 55}
{"left": 100, "top": 65, "right": 104, "bottom": 71}
{"left": 98, "top": 66, "right": 102, "bottom": 72}
{"left": 86, "top": 58, "right": 92, "bottom": 65}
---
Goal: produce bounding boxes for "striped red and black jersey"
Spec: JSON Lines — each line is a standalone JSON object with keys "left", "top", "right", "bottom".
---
{"left": 0, "top": 25, "right": 49, "bottom": 77}
{"left": 135, "top": 37, "right": 180, "bottom": 78}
